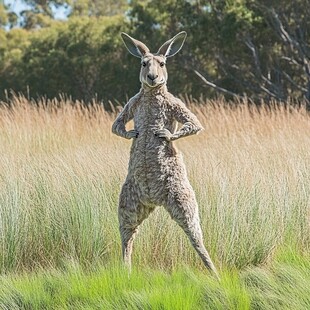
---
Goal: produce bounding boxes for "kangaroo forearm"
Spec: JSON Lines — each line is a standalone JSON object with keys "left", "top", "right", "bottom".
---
{"left": 112, "top": 120, "right": 130, "bottom": 139}
{"left": 171, "top": 122, "right": 203, "bottom": 140}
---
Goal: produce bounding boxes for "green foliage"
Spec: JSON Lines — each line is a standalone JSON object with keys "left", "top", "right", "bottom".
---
{"left": 0, "top": 28, "right": 30, "bottom": 92}
{"left": 0, "top": 2, "right": 18, "bottom": 29}
{"left": 1, "top": 16, "right": 138, "bottom": 103}
{"left": 0, "top": 0, "right": 309, "bottom": 102}
{"left": 19, "top": 0, "right": 68, "bottom": 29}
{"left": 0, "top": 3, "right": 8, "bottom": 27}
{"left": 69, "top": 0, "right": 128, "bottom": 17}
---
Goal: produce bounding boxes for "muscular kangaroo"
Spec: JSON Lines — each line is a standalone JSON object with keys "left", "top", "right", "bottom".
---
{"left": 112, "top": 31, "right": 218, "bottom": 276}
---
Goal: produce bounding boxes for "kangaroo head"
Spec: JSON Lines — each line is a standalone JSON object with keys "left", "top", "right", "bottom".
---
{"left": 121, "top": 31, "right": 187, "bottom": 89}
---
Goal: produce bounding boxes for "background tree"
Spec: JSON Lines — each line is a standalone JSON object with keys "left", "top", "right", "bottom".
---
{"left": 69, "top": 0, "right": 128, "bottom": 17}
{"left": 17, "top": 0, "right": 69, "bottom": 29}
{"left": 0, "top": 0, "right": 18, "bottom": 28}
{"left": 0, "top": 27, "right": 30, "bottom": 94}
{"left": 196, "top": 0, "right": 310, "bottom": 103}
{"left": 0, "top": 0, "right": 8, "bottom": 27}
{"left": 17, "top": 16, "right": 132, "bottom": 104}
{"left": 0, "top": 0, "right": 309, "bottom": 104}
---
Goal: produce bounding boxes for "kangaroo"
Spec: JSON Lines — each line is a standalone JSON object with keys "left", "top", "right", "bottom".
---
{"left": 112, "top": 31, "right": 218, "bottom": 276}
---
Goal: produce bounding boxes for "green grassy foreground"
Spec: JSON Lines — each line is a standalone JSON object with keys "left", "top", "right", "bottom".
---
{"left": 0, "top": 249, "right": 309, "bottom": 309}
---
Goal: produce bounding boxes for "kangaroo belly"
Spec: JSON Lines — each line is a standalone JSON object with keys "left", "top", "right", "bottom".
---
{"left": 127, "top": 138, "right": 187, "bottom": 204}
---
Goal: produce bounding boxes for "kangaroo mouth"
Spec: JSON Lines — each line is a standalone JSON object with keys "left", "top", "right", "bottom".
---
{"left": 144, "top": 79, "right": 165, "bottom": 88}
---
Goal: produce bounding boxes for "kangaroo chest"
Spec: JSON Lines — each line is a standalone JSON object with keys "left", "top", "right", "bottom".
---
{"left": 134, "top": 96, "right": 171, "bottom": 133}
{"left": 128, "top": 95, "right": 178, "bottom": 203}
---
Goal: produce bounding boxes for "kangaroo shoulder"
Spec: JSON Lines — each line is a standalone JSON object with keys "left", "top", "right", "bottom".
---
{"left": 126, "top": 91, "right": 143, "bottom": 113}
{"left": 166, "top": 93, "right": 185, "bottom": 111}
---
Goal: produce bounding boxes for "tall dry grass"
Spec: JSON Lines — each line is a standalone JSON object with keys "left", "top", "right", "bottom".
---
{"left": 0, "top": 95, "right": 309, "bottom": 273}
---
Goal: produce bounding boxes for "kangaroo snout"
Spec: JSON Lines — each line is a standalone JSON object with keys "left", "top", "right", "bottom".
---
{"left": 147, "top": 74, "right": 158, "bottom": 81}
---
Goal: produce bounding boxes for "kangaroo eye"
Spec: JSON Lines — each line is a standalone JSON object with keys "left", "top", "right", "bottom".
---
{"left": 160, "top": 62, "right": 165, "bottom": 67}
{"left": 142, "top": 62, "right": 147, "bottom": 67}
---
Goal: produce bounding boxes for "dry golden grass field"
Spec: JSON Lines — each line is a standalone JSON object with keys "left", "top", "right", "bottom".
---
{"left": 0, "top": 95, "right": 309, "bottom": 309}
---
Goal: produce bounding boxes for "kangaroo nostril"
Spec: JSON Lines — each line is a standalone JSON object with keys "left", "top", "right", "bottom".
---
{"left": 147, "top": 74, "right": 158, "bottom": 81}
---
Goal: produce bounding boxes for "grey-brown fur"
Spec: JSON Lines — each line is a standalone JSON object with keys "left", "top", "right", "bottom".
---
{"left": 112, "top": 32, "right": 218, "bottom": 276}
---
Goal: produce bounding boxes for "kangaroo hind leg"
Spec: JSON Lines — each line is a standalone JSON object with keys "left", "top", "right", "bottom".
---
{"left": 118, "top": 181, "right": 154, "bottom": 271}
{"left": 164, "top": 188, "right": 218, "bottom": 277}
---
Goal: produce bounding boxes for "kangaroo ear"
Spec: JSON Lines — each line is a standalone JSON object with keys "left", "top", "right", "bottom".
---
{"left": 157, "top": 31, "right": 187, "bottom": 58}
{"left": 121, "top": 32, "right": 150, "bottom": 58}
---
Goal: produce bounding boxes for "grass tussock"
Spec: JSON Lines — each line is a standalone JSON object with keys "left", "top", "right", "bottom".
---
{"left": 0, "top": 94, "right": 309, "bottom": 275}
